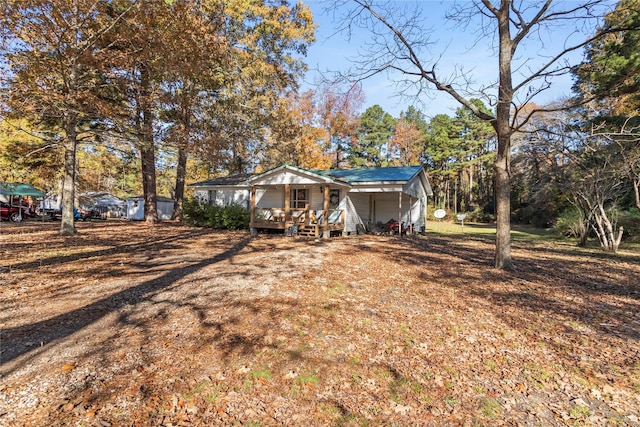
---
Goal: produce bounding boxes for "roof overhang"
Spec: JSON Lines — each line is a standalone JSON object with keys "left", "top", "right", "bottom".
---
{"left": 247, "top": 164, "right": 351, "bottom": 188}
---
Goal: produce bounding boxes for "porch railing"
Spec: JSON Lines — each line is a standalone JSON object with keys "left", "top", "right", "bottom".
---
{"left": 253, "top": 207, "right": 344, "bottom": 227}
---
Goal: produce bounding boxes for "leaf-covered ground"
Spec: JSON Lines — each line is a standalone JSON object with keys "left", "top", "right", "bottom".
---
{"left": 1, "top": 221, "right": 638, "bottom": 426}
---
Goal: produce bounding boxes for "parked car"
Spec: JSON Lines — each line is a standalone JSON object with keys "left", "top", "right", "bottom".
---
{"left": 0, "top": 201, "right": 31, "bottom": 222}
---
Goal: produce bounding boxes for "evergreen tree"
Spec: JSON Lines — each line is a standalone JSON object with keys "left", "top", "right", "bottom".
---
{"left": 351, "top": 105, "right": 395, "bottom": 167}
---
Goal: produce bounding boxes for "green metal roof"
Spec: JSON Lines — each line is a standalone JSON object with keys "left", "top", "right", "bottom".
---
{"left": 315, "top": 166, "right": 423, "bottom": 183}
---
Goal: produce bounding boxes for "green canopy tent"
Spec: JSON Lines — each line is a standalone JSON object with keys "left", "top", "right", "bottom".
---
{"left": 0, "top": 182, "right": 46, "bottom": 222}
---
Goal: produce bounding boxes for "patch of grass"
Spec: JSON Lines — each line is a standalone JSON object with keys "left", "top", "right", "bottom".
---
{"left": 485, "top": 360, "right": 497, "bottom": 373}
{"left": 372, "top": 367, "right": 393, "bottom": 380}
{"left": 525, "top": 364, "right": 553, "bottom": 387}
{"left": 444, "top": 396, "right": 460, "bottom": 406}
{"left": 568, "top": 405, "right": 590, "bottom": 419}
{"left": 184, "top": 381, "right": 208, "bottom": 400}
{"left": 426, "top": 221, "right": 557, "bottom": 242}
{"left": 296, "top": 373, "right": 319, "bottom": 385}
{"left": 250, "top": 368, "right": 271, "bottom": 380}
{"left": 328, "top": 282, "right": 346, "bottom": 296}
{"left": 480, "top": 398, "right": 500, "bottom": 418}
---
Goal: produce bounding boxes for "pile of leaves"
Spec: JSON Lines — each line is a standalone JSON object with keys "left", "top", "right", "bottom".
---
{"left": 1, "top": 221, "right": 638, "bottom": 426}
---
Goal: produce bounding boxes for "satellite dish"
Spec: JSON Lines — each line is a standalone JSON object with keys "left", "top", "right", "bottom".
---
{"left": 434, "top": 209, "right": 446, "bottom": 219}
{"left": 456, "top": 213, "right": 467, "bottom": 221}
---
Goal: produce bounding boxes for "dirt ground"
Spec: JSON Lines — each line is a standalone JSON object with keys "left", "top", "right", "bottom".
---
{"left": 0, "top": 221, "right": 639, "bottom": 426}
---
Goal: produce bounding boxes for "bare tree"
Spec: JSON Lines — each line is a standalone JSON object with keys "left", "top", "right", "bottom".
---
{"left": 331, "top": 0, "right": 624, "bottom": 269}
{"left": 565, "top": 134, "right": 627, "bottom": 252}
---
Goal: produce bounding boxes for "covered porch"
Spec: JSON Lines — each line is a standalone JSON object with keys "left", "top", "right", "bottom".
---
{"left": 247, "top": 166, "right": 351, "bottom": 237}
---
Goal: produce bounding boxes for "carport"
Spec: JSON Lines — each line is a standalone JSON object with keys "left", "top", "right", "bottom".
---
{"left": 0, "top": 182, "right": 46, "bottom": 221}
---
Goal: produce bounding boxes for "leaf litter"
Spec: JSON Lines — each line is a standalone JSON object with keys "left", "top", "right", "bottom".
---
{"left": 0, "top": 221, "right": 638, "bottom": 426}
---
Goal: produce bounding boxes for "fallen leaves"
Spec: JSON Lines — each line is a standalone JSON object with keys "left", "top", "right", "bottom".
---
{"left": 0, "top": 222, "right": 639, "bottom": 426}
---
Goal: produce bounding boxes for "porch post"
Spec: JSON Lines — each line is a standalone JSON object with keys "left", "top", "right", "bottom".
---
{"left": 284, "top": 184, "right": 291, "bottom": 226}
{"left": 250, "top": 185, "right": 257, "bottom": 235}
{"left": 408, "top": 196, "right": 412, "bottom": 235}
{"left": 322, "top": 185, "right": 330, "bottom": 238}
{"left": 398, "top": 191, "right": 402, "bottom": 236}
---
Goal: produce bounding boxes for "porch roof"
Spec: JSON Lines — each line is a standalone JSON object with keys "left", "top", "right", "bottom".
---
{"left": 247, "top": 164, "right": 351, "bottom": 188}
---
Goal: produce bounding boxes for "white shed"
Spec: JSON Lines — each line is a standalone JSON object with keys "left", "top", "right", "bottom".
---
{"left": 127, "top": 196, "right": 175, "bottom": 220}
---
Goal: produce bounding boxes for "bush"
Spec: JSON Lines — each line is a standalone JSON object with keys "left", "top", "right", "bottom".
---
{"left": 553, "top": 207, "right": 587, "bottom": 238}
{"left": 618, "top": 208, "right": 640, "bottom": 242}
{"left": 554, "top": 207, "right": 640, "bottom": 243}
{"left": 183, "top": 197, "right": 250, "bottom": 230}
{"left": 466, "top": 207, "right": 495, "bottom": 223}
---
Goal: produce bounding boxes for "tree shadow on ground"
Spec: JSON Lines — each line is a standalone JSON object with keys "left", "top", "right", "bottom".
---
{"left": 0, "top": 234, "right": 253, "bottom": 373}
{"left": 0, "top": 223, "right": 214, "bottom": 272}
{"left": 349, "top": 235, "right": 640, "bottom": 345}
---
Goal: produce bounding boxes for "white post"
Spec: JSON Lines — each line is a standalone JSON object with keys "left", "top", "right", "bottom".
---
{"left": 398, "top": 192, "right": 402, "bottom": 236}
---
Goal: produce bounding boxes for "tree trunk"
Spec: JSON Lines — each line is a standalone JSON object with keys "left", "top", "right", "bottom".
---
{"left": 494, "top": 142, "right": 512, "bottom": 269}
{"left": 173, "top": 143, "right": 187, "bottom": 221}
{"left": 60, "top": 122, "right": 77, "bottom": 236}
{"left": 140, "top": 140, "right": 157, "bottom": 223}
{"left": 139, "top": 65, "right": 158, "bottom": 223}
{"left": 493, "top": 1, "right": 514, "bottom": 270}
{"left": 633, "top": 176, "right": 640, "bottom": 210}
{"left": 172, "top": 98, "right": 191, "bottom": 222}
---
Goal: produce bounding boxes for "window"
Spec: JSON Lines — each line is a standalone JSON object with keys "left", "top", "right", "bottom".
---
{"left": 290, "top": 188, "right": 308, "bottom": 209}
{"left": 329, "top": 189, "right": 340, "bottom": 209}
{"left": 208, "top": 190, "right": 217, "bottom": 206}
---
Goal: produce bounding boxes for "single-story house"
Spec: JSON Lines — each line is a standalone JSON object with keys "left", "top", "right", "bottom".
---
{"left": 189, "top": 164, "right": 433, "bottom": 237}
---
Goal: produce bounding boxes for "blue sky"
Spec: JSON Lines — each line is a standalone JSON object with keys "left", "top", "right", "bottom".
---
{"left": 300, "top": 1, "right": 608, "bottom": 119}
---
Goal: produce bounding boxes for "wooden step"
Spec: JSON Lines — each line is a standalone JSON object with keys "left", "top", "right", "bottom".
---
{"left": 296, "top": 225, "right": 318, "bottom": 237}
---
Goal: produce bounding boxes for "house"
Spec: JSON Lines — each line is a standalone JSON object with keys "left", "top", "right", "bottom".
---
{"left": 188, "top": 164, "right": 433, "bottom": 237}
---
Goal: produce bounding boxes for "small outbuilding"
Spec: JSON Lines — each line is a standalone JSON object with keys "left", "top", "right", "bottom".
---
{"left": 127, "top": 196, "right": 175, "bottom": 221}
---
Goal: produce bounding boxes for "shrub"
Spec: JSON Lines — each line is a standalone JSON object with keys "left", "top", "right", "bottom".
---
{"left": 466, "top": 207, "right": 495, "bottom": 223}
{"left": 183, "top": 197, "right": 249, "bottom": 230}
{"left": 618, "top": 208, "right": 640, "bottom": 242}
{"left": 553, "top": 207, "right": 587, "bottom": 238}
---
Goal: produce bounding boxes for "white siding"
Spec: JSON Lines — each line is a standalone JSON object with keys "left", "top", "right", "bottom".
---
{"left": 342, "top": 196, "right": 362, "bottom": 234}
{"left": 254, "top": 187, "right": 283, "bottom": 208}
{"left": 193, "top": 187, "right": 249, "bottom": 209}
{"left": 403, "top": 176, "right": 424, "bottom": 199}
{"left": 157, "top": 201, "right": 174, "bottom": 220}
{"left": 127, "top": 197, "right": 174, "bottom": 221}
{"left": 365, "top": 193, "right": 422, "bottom": 228}
{"left": 252, "top": 169, "right": 327, "bottom": 186}
{"left": 347, "top": 192, "right": 370, "bottom": 223}
{"left": 217, "top": 188, "right": 250, "bottom": 208}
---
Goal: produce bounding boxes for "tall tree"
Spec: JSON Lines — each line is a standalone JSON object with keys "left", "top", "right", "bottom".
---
{"left": 261, "top": 91, "right": 332, "bottom": 170}
{"left": 0, "top": 119, "right": 63, "bottom": 190}
{"left": 335, "top": 0, "right": 626, "bottom": 270}
{"left": 351, "top": 104, "right": 395, "bottom": 167}
{"left": 103, "top": 0, "right": 178, "bottom": 223}
{"left": 1, "top": 0, "right": 134, "bottom": 234}
{"left": 424, "top": 113, "right": 461, "bottom": 210}
{"left": 387, "top": 106, "right": 427, "bottom": 166}
{"left": 575, "top": 0, "right": 640, "bottom": 115}
{"left": 316, "top": 82, "right": 364, "bottom": 168}
{"left": 575, "top": 0, "right": 640, "bottom": 210}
